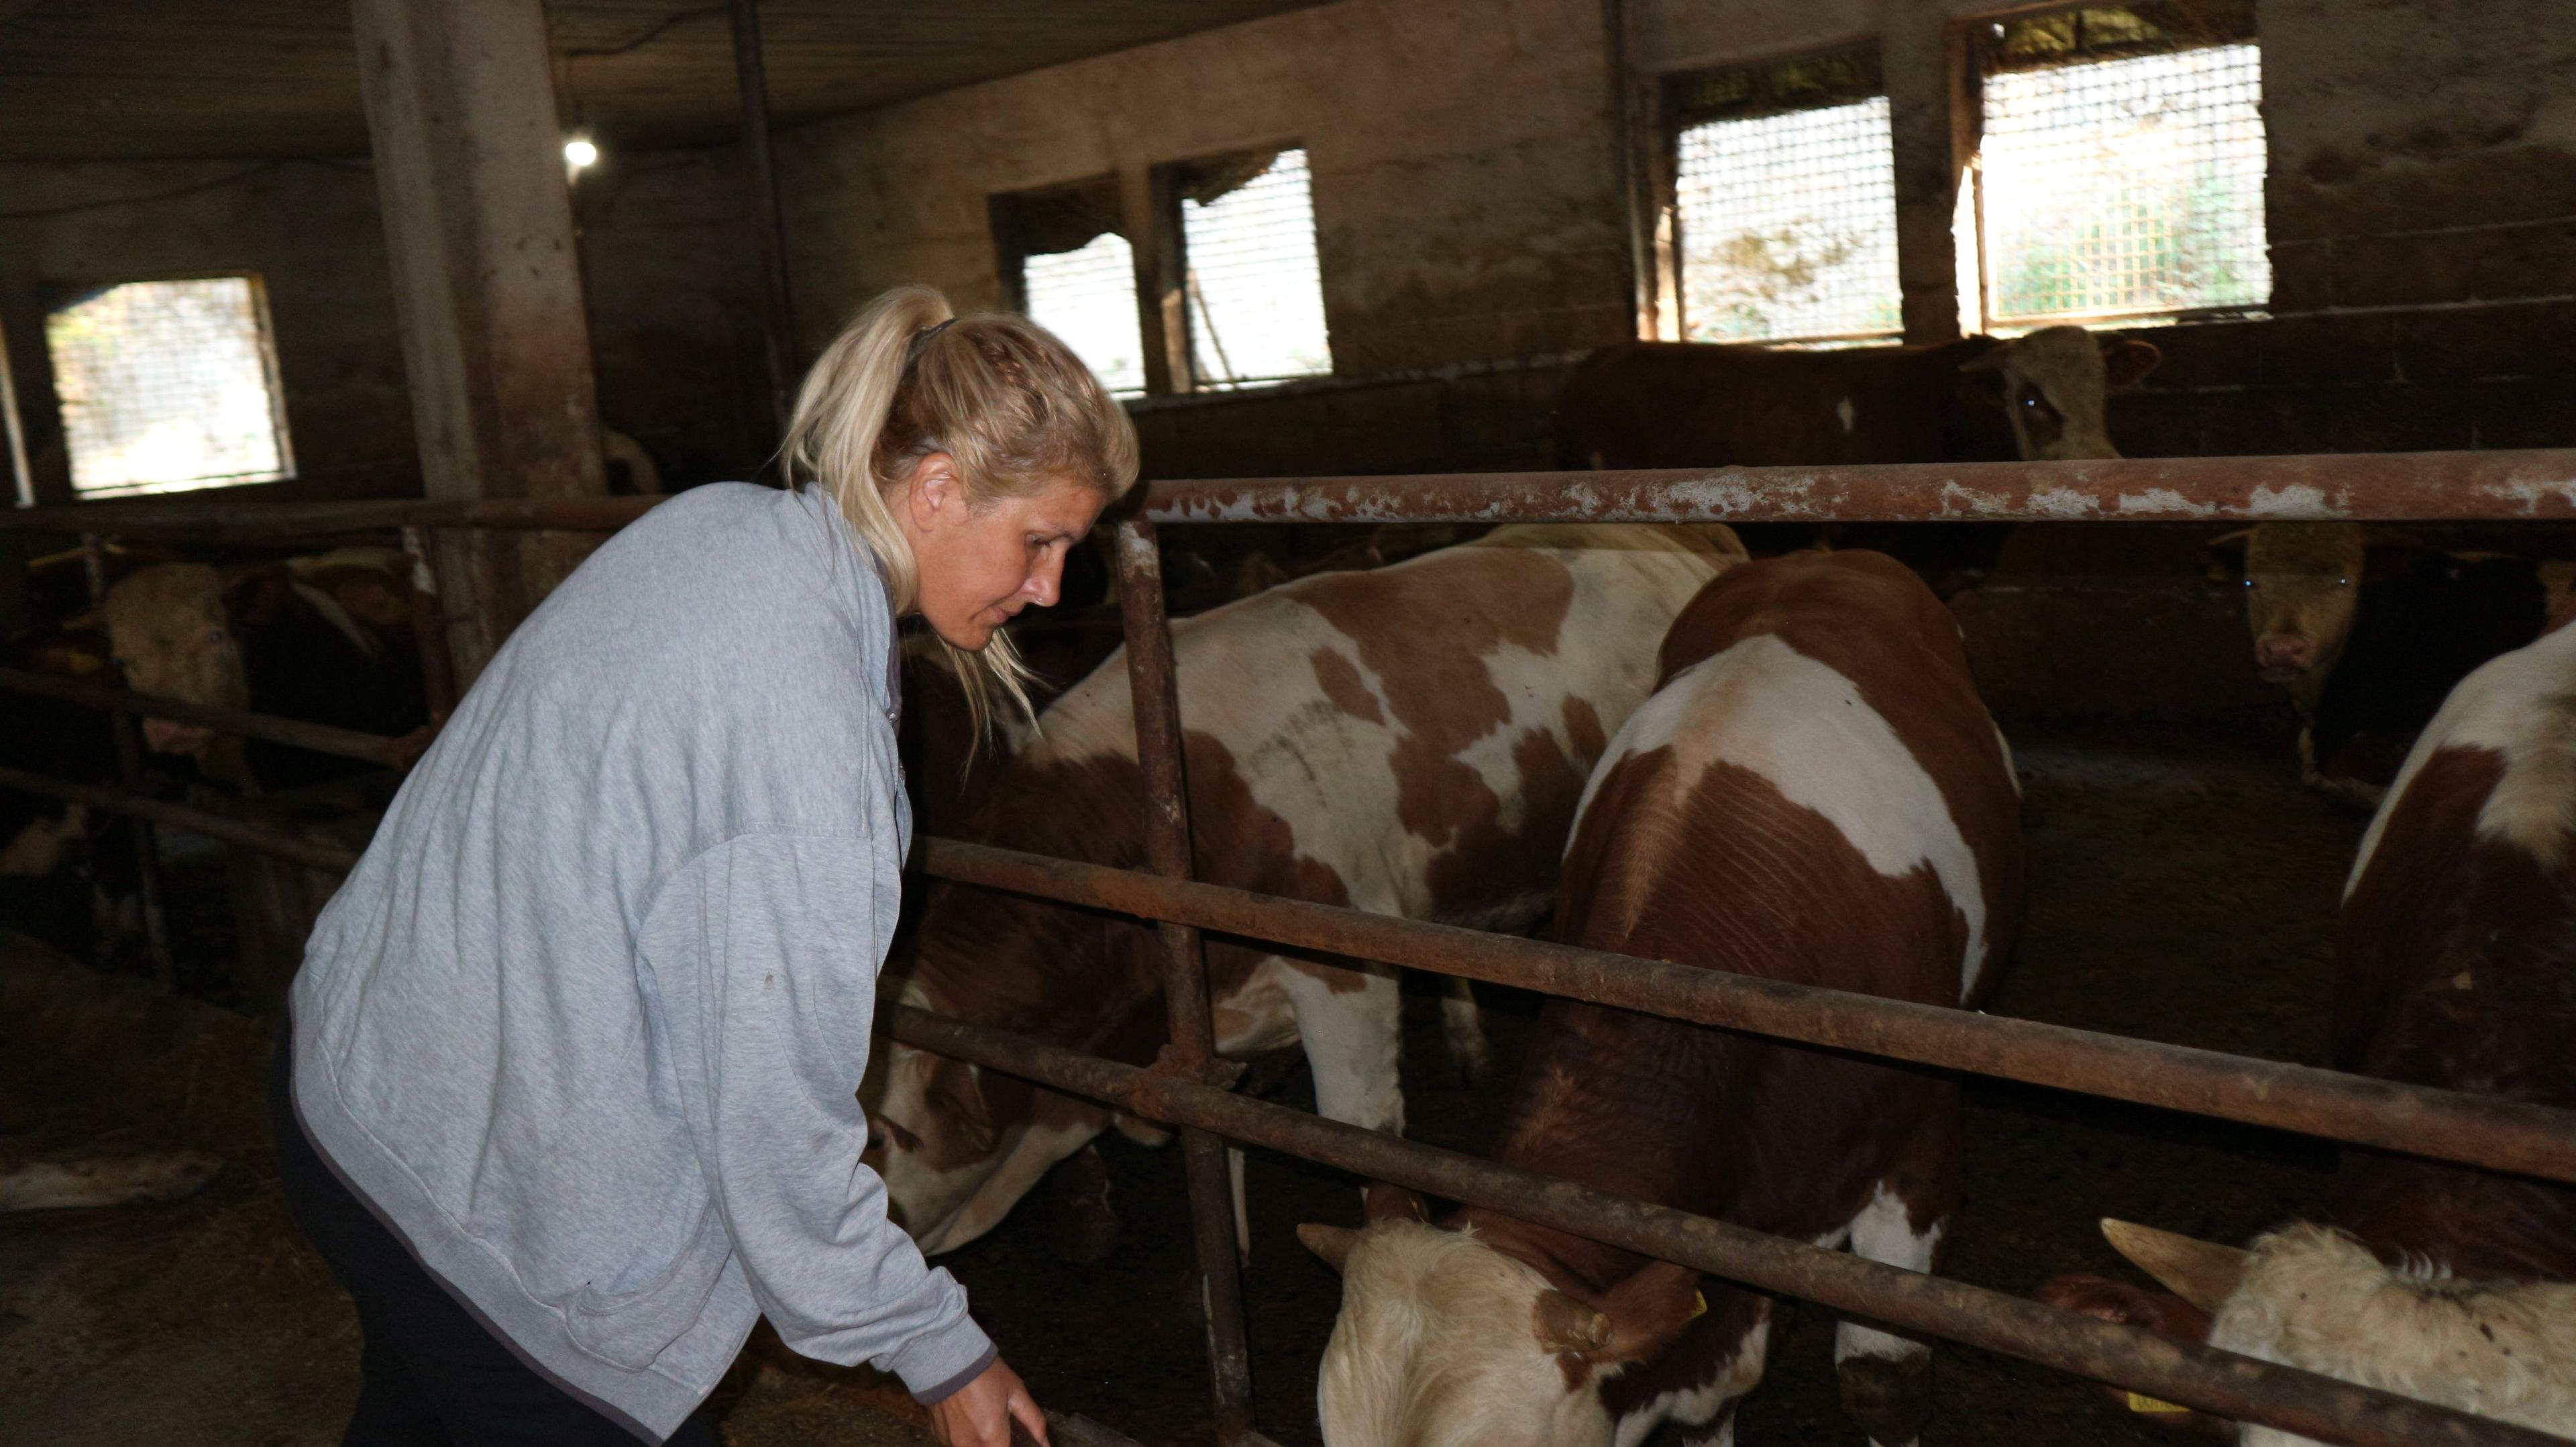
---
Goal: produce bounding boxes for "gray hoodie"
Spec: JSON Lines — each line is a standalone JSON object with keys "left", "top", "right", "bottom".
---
{"left": 290, "top": 482, "right": 992, "bottom": 1441}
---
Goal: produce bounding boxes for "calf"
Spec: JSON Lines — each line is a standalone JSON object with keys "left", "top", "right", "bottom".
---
{"left": 2216, "top": 522, "right": 2567, "bottom": 802}
{"left": 1554, "top": 325, "right": 2160, "bottom": 470}
{"left": 1301, "top": 550, "right": 2024, "bottom": 1447}
{"left": 100, "top": 553, "right": 427, "bottom": 790}
{"left": 2045, "top": 619, "right": 2576, "bottom": 1444}
{"left": 870, "top": 525, "right": 1748, "bottom": 1255}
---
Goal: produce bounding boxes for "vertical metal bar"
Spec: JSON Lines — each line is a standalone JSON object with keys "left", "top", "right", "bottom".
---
{"left": 80, "top": 533, "right": 172, "bottom": 987}
{"left": 727, "top": 0, "right": 799, "bottom": 433}
{"left": 400, "top": 525, "right": 460, "bottom": 720}
{"left": 1112, "top": 518, "right": 1255, "bottom": 1447}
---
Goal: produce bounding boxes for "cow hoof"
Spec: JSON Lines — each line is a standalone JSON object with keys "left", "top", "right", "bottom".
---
{"left": 1837, "top": 1349, "right": 1933, "bottom": 1447}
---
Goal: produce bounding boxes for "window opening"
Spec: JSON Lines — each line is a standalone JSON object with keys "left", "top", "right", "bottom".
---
{"left": 44, "top": 276, "right": 294, "bottom": 497}
{"left": 1176, "top": 148, "right": 1332, "bottom": 388}
{"left": 1971, "top": 3, "right": 2266, "bottom": 329}
{"left": 995, "top": 177, "right": 1146, "bottom": 396}
{"left": 1667, "top": 46, "right": 1902, "bottom": 346}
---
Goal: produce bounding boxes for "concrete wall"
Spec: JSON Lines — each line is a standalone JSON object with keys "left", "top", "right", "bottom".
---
{"left": 0, "top": 149, "right": 772, "bottom": 510}
{"left": 780, "top": 0, "right": 2576, "bottom": 475}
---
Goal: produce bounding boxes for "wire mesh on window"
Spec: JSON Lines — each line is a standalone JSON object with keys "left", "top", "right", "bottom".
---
{"left": 1676, "top": 98, "right": 1902, "bottom": 345}
{"left": 45, "top": 277, "right": 290, "bottom": 497}
{"left": 1977, "top": 42, "right": 2267, "bottom": 325}
{"left": 1021, "top": 231, "right": 1147, "bottom": 396}
{"left": 1181, "top": 148, "right": 1332, "bottom": 388}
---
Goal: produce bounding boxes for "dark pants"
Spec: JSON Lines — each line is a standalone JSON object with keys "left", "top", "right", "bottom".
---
{"left": 270, "top": 1038, "right": 720, "bottom": 1446}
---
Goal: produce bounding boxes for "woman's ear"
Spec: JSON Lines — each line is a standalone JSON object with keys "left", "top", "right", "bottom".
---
{"left": 903, "top": 452, "right": 962, "bottom": 530}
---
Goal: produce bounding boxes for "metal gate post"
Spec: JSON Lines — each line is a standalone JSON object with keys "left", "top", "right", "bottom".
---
{"left": 400, "top": 525, "right": 460, "bottom": 719}
{"left": 1112, "top": 518, "right": 1257, "bottom": 1447}
{"left": 80, "top": 533, "right": 173, "bottom": 987}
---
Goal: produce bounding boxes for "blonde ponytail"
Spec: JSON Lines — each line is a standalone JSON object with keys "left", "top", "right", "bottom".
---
{"left": 782, "top": 284, "right": 1140, "bottom": 743}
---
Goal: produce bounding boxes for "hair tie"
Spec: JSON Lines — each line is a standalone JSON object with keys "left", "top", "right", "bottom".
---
{"left": 910, "top": 317, "right": 959, "bottom": 355}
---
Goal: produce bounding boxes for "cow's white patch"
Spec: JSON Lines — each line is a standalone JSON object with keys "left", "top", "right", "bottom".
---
{"left": 1837, "top": 1183, "right": 1942, "bottom": 1369}
{"left": 2349, "top": 622, "right": 2576, "bottom": 892}
{"left": 1582, "top": 636, "right": 1991, "bottom": 994}
{"left": 910, "top": 1111, "right": 1102, "bottom": 1256}
{"left": 1836, "top": 396, "right": 1857, "bottom": 434}
{"left": 2213, "top": 1224, "right": 2576, "bottom": 1446}
{"left": 1613, "top": 1317, "right": 1770, "bottom": 1447}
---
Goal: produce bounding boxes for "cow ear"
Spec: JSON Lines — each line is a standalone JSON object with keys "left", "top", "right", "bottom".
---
{"left": 1298, "top": 1223, "right": 1363, "bottom": 1275}
{"left": 1957, "top": 366, "right": 2008, "bottom": 409}
{"left": 1362, "top": 1182, "right": 1430, "bottom": 1224}
{"left": 223, "top": 566, "right": 290, "bottom": 625}
{"left": 2102, "top": 338, "right": 2163, "bottom": 389}
{"left": 2101, "top": 1218, "right": 2247, "bottom": 1314}
{"left": 923, "top": 1059, "right": 999, "bottom": 1157}
{"left": 1533, "top": 1289, "right": 1613, "bottom": 1354}
{"left": 1595, "top": 1259, "right": 1704, "bottom": 1363}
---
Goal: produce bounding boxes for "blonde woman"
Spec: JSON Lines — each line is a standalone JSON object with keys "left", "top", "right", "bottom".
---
{"left": 274, "top": 286, "right": 1136, "bottom": 1446}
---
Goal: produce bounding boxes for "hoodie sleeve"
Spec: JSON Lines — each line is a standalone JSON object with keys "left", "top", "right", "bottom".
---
{"left": 637, "top": 826, "right": 994, "bottom": 1399}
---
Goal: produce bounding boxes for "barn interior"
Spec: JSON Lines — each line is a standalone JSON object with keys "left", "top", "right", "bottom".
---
{"left": 2, "top": 2, "right": 2571, "bottom": 1445}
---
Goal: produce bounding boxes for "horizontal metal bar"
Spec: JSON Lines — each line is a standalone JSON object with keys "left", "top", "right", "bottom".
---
{"left": 1139, "top": 449, "right": 2576, "bottom": 524}
{"left": 887, "top": 1005, "right": 2565, "bottom": 1447}
{"left": 11, "top": 449, "right": 2576, "bottom": 543}
{"left": 916, "top": 839, "right": 2576, "bottom": 1187}
{"left": 0, "top": 765, "right": 362, "bottom": 873}
{"left": 0, "top": 667, "right": 429, "bottom": 769}
{"left": 0, "top": 495, "right": 656, "bottom": 541}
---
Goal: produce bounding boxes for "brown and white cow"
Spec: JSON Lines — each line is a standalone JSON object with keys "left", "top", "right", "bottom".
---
{"left": 870, "top": 524, "right": 1749, "bottom": 1255}
{"left": 100, "top": 551, "right": 427, "bottom": 789}
{"left": 2214, "top": 522, "right": 2573, "bottom": 802}
{"left": 2042, "top": 619, "right": 2576, "bottom": 1444}
{"left": 1554, "top": 325, "right": 2161, "bottom": 471}
{"left": 1300, "top": 550, "right": 2025, "bottom": 1447}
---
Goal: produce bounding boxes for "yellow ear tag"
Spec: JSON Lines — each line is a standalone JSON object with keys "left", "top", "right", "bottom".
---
{"left": 1689, "top": 1291, "right": 1707, "bottom": 1320}
{"left": 2126, "top": 1392, "right": 2189, "bottom": 1415}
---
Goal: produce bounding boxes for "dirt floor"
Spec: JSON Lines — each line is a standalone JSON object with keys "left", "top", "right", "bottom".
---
{"left": 0, "top": 718, "right": 2369, "bottom": 1446}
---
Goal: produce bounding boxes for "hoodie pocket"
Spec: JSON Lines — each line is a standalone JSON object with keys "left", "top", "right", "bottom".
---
{"left": 561, "top": 1195, "right": 734, "bottom": 1371}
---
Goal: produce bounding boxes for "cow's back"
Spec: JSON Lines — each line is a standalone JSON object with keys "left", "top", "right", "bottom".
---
{"left": 1554, "top": 338, "right": 2011, "bottom": 469}
{"left": 1010, "top": 523, "right": 1742, "bottom": 926}
{"left": 2333, "top": 623, "right": 2576, "bottom": 1281}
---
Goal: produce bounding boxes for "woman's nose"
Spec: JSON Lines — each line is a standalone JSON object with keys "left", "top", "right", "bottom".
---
{"left": 1026, "top": 557, "right": 1063, "bottom": 608}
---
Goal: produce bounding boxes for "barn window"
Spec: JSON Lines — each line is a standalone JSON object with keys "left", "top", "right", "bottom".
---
{"left": 994, "top": 176, "right": 1146, "bottom": 396}
{"left": 1666, "top": 47, "right": 1902, "bottom": 345}
{"left": 1174, "top": 148, "right": 1332, "bottom": 389}
{"left": 43, "top": 276, "right": 294, "bottom": 497}
{"left": 1966, "top": 2, "right": 2267, "bottom": 330}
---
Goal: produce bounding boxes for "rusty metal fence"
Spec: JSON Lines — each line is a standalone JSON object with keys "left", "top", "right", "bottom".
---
{"left": 8, "top": 447, "right": 2576, "bottom": 1447}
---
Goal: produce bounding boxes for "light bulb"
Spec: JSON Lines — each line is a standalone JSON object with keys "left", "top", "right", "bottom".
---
{"left": 564, "top": 138, "right": 600, "bottom": 170}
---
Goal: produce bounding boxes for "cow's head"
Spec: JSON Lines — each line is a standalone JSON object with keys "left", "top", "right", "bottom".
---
{"left": 2210, "top": 523, "right": 2373, "bottom": 690}
{"left": 1299, "top": 1196, "right": 1703, "bottom": 1447}
{"left": 1961, "top": 325, "right": 2161, "bottom": 461}
{"left": 865, "top": 996, "right": 1109, "bottom": 1255}
{"left": 2097, "top": 1217, "right": 2576, "bottom": 1445}
{"left": 99, "top": 564, "right": 248, "bottom": 758}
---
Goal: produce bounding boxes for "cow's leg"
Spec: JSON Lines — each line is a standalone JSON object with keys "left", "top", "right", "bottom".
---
{"left": 1058, "top": 1141, "right": 1118, "bottom": 1263}
{"left": 1438, "top": 975, "right": 1491, "bottom": 1086}
{"left": 1835, "top": 1093, "right": 1960, "bottom": 1447}
{"left": 1281, "top": 959, "right": 1405, "bottom": 1135}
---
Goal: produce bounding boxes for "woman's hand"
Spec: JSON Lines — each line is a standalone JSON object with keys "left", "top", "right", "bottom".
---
{"left": 928, "top": 1357, "right": 1047, "bottom": 1447}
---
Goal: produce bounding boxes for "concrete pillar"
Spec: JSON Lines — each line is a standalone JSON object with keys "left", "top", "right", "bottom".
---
{"left": 352, "top": 0, "right": 606, "bottom": 682}
{"left": 1884, "top": 10, "right": 1976, "bottom": 344}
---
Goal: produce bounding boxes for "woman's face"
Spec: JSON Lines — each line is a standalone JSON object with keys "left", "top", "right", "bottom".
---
{"left": 897, "top": 453, "right": 1107, "bottom": 651}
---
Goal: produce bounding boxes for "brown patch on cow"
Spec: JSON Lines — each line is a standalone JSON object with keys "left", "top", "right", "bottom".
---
{"left": 1654, "top": 550, "right": 2025, "bottom": 1001}
{"left": 1309, "top": 646, "right": 1383, "bottom": 724}
{"left": 1464, "top": 751, "right": 1984, "bottom": 1422}
{"left": 1293, "top": 542, "right": 1603, "bottom": 917}
{"left": 2330, "top": 743, "right": 2576, "bottom": 1284}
